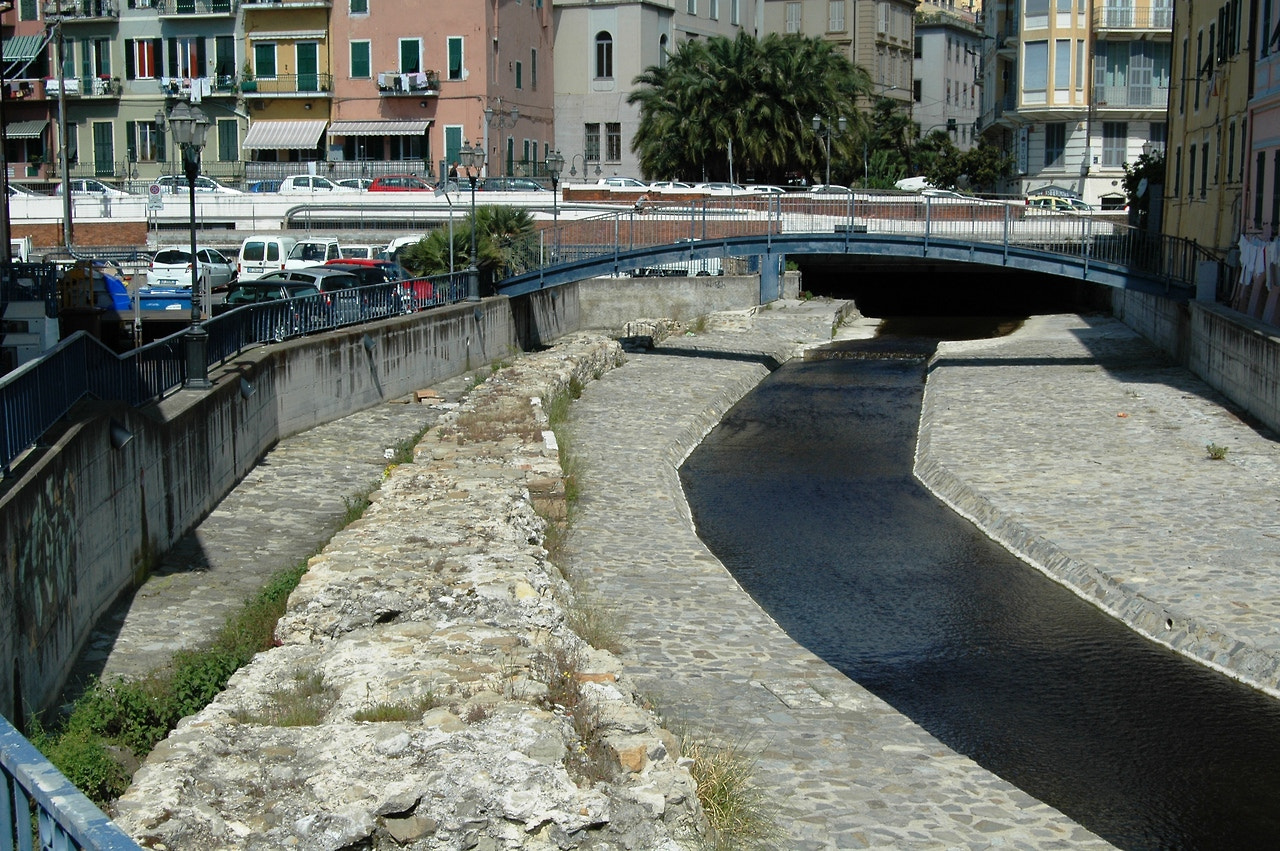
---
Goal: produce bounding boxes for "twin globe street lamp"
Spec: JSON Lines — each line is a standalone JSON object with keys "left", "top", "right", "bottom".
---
{"left": 457, "top": 140, "right": 482, "bottom": 302}
{"left": 157, "top": 101, "right": 212, "bottom": 388}
{"left": 545, "top": 150, "right": 564, "bottom": 260}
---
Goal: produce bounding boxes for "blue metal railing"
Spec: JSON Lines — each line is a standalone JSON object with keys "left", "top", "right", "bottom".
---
{"left": 2, "top": 714, "right": 141, "bottom": 850}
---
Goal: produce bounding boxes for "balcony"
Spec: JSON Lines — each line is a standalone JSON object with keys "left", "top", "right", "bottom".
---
{"left": 1092, "top": 5, "right": 1174, "bottom": 31}
{"left": 42, "top": 0, "right": 118, "bottom": 19}
{"left": 241, "top": 0, "right": 332, "bottom": 8}
{"left": 240, "top": 72, "right": 332, "bottom": 96}
{"left": 159, "top": 74, "right": 238, "bottom": 97}
{"left": 155, "top": 0, "right": 236, "bottom": 16}
{"left": 1093, "top": 84, "right": 1170, "bottom": 110}
{"left": 376, "top": 70, "right": 439, "bottom": 97}
{"left": 44, "top": 75, "right": 122, "bottom": 97}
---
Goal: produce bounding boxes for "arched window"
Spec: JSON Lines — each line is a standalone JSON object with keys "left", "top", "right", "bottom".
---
{"left": 595, "top": 32, "right": 613, "bottom": 79}
{"left": 659, "top": 34, "right": 669, "bottom": 68}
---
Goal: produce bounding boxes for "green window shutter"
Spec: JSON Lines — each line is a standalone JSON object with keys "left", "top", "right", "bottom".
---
{"left": 448, "top": 37, "right": 463, "bottom": 80}
{"left": 218, "top": 119, "right": 237, "bottom": 161}
{"left": 351, "top": 42, "right": 370, "bottom": 78}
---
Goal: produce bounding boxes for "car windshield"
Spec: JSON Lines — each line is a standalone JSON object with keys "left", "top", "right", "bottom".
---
{"left": 290, "top": 243, "right": 329, "bottom": 262}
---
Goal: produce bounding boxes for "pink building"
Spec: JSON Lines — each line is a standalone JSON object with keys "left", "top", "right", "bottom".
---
{"left": 327, "top": 0, "right": 555, "bottom": 182}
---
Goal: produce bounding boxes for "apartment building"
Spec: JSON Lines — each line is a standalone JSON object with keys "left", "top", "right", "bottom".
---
{"left": 979, "top": 0, "right": 1171, "bottom": 207}
{"left": 553, "top": 0, "right": 761, "bottom": 182}
{"left": 914, "top": 0, "right": 982, "bottom": 150}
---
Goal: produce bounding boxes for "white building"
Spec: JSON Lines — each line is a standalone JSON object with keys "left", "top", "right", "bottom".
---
{"left": 914, "top": 0, "right": 983, "bottom": 150}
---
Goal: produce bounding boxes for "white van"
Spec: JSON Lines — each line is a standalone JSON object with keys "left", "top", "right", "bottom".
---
{"left": 237, "top": 234, "right": 298, "bottom": 281}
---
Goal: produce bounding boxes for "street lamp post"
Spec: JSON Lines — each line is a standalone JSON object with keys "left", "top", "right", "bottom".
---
{"left": 568, "top": 153, "right": 601, "bottom": 182}
{"left": 161, "top": 102, "right": 212, "bottom": 388}
{"left": 482, "top": 104, "right": 519, "bottom": 178}
{"left": 545, "top": 150, "right": 564, "bottom": 261}
{"left": 812, "top": 115, "right": 846, "bottom": 187}
{"left": 458, "top": 139, "right": 481, "bottom": 302}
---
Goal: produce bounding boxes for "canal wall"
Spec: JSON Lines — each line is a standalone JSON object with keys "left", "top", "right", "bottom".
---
{"left": 1112, "top": 289, "right": 1280, "bottom": 435}
{"left": 0, "top": 291, "right": 576, "bottom": 722}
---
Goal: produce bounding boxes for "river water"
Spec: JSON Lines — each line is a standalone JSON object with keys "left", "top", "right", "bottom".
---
{"left": 678, "top": 320, "right": 1280, "bottom": 850}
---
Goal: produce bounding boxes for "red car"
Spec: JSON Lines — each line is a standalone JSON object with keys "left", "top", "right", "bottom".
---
{"left": 366, "top": 174, "right": 433, "bottom": 192}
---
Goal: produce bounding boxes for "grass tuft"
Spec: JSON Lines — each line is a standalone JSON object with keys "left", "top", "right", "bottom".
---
{"left": 681, "top": 733, "right": 777, "bottom": 850}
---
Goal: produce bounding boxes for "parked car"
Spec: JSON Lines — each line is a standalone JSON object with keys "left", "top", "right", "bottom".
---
{"left": 744, "top": 184, "right": 787, "bottom": 194}
{"left": 367, "top": 174, "right": 433, "bottom": 192}
{"left": 1026, "top": 194, "right": 1093, "bottom": 213}
{"left": 479, "top": 177, "right": 547, "bottom": 192}
{"left": 153, "top": 174, "right": 243, "bottom": 194}
{"left": 596, "top": 176, "right": 648, "bottom": 188}
{"left": 648, "top": 181, "right": 694, "bottom": 191}
{"left": 336, "top": 177, "right": 374, "bottom": 190}
{"left": 693, "top": 182, "right": 746, "bottom": 195}
{"left": 56, "top": 178, "right": 133, "bottom": 198}
{"left": 7, "top": 183, "right": 40, "bottom": 197}
{"left": 259, "top": 267, "right": 366, "bottom": 325}
{"left": 149, "top": 246, "right": 237, "bottom": 293}
{"left": 278, "top": 175, "right": 356, "bottom": 194}
{"left": 339, "top": 244, "right": 381, "bottom": 259}
{"left": 894, "top": 176, "right": 934, "bottom": 192}
{"left": 284, "top": 237, "right": 342, "bottom": 268}
{"left": 325, "top": 259, "right": 434, "bottom": 308}
{"left": 237, "top": 234, "right": 299, "bottom": 281}
{"left": 221, "top": 276, "right": 323, "bottom": 306}
{"left": 808, "top": 184, "right": 854, "bottom": 194}
{"left": 247, "top": 179, "right": 282, "bottom": 193}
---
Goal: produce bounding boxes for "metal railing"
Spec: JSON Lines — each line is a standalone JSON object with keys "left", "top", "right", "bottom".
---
{"left": 2, "top": 714, "right": 141, "bottom": 850}
{"left": 240, "top": 72, "right": 334, "bottom": 96}
{"left": 1, "top": 270, "right": 469, "bottom": 474}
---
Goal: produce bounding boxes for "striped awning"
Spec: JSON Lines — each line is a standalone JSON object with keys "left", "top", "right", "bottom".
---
{"left": 241, "top": 120, "right": 328, "bottom": 150}
{"left": 5, "top": 120, "right": 48, "bottom": 140}
{"left": 328, "top": 120, "right": 430, "bottom": 137}
{"left": 3, "top": 34, "right": 45, "bottom": 63}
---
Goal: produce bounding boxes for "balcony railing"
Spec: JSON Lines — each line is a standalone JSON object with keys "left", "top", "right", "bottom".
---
{"left": 1093, "top": 5, "right": 1174, "bottom": 29}
{"left": 44, "top": 76, "right": 123, "bottom": 97}
{"left": 240, "top": 72, "right": 333, "bottom": 95}
{"left": 159, "top": 74, "right": 238, "bottom": 97}
{"left": 42, "top": 0, "right": 119, "bottom": 18}
{"left": 1093, "top": 84, "right": 1170, "bottom": 109}
{"left": 376, "top": 70, "right": 440, "bottom": 96}
{"left": 155, "top": 0, "right": 236, "bottom": 14}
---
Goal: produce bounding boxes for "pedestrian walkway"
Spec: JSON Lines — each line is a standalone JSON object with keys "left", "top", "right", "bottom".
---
{"left": 564, "top": 301, "right": 1112, "bottom": 849}
{"left": 63, "top": 375, "right": 474, "bottom": 697}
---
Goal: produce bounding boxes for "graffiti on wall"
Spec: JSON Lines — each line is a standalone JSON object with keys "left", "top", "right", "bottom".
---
{"left": 10, "top": 466, "right": 78, "bottom": 648}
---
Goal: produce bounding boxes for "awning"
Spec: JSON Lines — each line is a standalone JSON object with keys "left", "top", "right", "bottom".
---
{"left": 242, "top": 120, "right": 328, "bottom": 150}
{"left": 3, "top": 34, "right": 45, "bottom": 63}
{"left": 247, "top": 31, "right": 326, "bottom": 41}
{"left": 328, "top": 120, "right": 430, "bottom": 136}
{"left": 5, "top": 119, "right": 48, "bottom": 140}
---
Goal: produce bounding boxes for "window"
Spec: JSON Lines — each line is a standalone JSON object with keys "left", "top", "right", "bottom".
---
{"left": 595, "top": 32, "right": 613, "bottom": 78}
{"left": 448, "top": 36, "right": 464, "bottom": 81}
{"left": 92, "top": 121, "right": 114, "bottom": 177}
{"left": 18, "top": 0, "right": 36, "bottom": 19}
{"left": 1271, "top": 151, "right": 1280, "bottom": 226}
{"left": 1054, "top": 39, "right": 1070, "bottom": 98}
{"left": 914, "top": 35, "right": 922, "bottom": 59}
{"left": 515, "top": 60, "right": 522, "bottom": 89}
{"left": 391, "top": 135, "right": 422, "bottom": 160}
{"left": 217, "top": 118, "right": 237, "bottom": 162}
{"left": 531, "top": 48, "right": 537, "bottom": 89}
{"left": 350, "top": 0, "right": 367, "bottom": 13}
{"left": 1201, "top": 142, "right": 1209, "bottom": 196}
{"left": 80, "top": 38, "right": 112, "bottom": 79}
{"left": 1102, "top": 121, "right": 1127, "bottom": 167}
{"left": 877, "top": 2, "right": 888, "bottom": 34}
{"left": 125, "top": 39, "right": 161, "bottom": 79}
{"left": 1174, "top": 146, "right": 1183, "bottom": 197}
{"left": 687, "top": 0, "right": 696, "bottom": 13}
{"left": 1148, "top": 121, "right": 1167, "bottom": 153}
{"left": 445, "top": 125, "right": 463, "bottom": 165}
{"left": 350, "top": 41, "right": 371, "bottom": 78}
{"left": 1188, "top": 144, "right": 1197, "bottom": 197}
{"left": 827, "top": 0, "right": 844, "bottom": 30}
{"left": 215, "top": 35, "right": 235, "bottom": 83}
{"left": 606, "top": 122, "right": 621, "bottom": 161}
{"left": 126, "top": 121, "right": 163, "bottom": 162}
{"left": 1026, "top": 0, "right": 1049, "bottom": 27}
{"left": 710, "top": 0, "right": 718, "bottom": 19}
{"left": 1024, "top": 40, "right": 1048, "bottom": 104}
{"left": 785, "top": 2, "right": 801, "bottom": 32}
{"left": 1255, "top": 151, "right": 1265, "bottom": 228}
{"left": 167, "top": 37, "right": 204, "bottom": 78}
{"left": 1044, "top": 122, "right": 1065, "bottom": 167}
{"left": 399, "top": 38, "right": 421, "bottom": 74}
{"left": 731, "top": 0, "right": 739, "bottom": 24}
{"left": 585, "top": 123, "right": 601, "bottom": 162}
{"left": 254, "top": 42, "right": 277, "bottom": 78}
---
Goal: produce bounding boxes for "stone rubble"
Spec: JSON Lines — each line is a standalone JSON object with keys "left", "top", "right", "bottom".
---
{"left": 113, "top": 333, "right": 707, "bottom": 851}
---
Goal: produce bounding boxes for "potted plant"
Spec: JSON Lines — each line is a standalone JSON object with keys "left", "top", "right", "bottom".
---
{"left": 240, "top": 64, "right": 256, "bottom": 92}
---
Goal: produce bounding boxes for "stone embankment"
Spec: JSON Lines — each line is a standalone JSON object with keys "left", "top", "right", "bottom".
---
{"left": 114, "top": 334, "right": 707, "bottom": 850}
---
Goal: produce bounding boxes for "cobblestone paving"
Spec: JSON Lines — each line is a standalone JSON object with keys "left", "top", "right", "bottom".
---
{"left": 563, "top": 302, "right": 1112, "bottom": 849}
{"left": 64, "top": 377, "right": 474, "bottom": 697}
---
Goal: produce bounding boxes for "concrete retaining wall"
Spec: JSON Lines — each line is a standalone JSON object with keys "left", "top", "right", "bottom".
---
{"left": 0, "top": 296, "right": 557, "bottom": 721}
{"left": 1112, "top": 290, "right": 1280, "bottom": 434}
{"left": 578, "top": 275, "right": 760, "bottom": 329}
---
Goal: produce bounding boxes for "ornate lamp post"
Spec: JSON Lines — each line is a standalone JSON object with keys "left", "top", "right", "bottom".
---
{"left": 458, "top": 139, "right": 481, "bottom": 302}
{"left": 482, "top": 104, "right": 519, "bottom": 177}
{"left": 812, "top": 114, "right": 846, "bottom": 187}
{"left": 545, "top": 150, "right": 564, "bottom": 261}
{"left": 160, "top": 101, "right": 212, "bottom": 388}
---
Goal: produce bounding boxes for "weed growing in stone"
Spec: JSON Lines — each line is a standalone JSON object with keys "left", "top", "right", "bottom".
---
{"left": 1206, "top": 442, "right": 1229, "bottom": 460}
{"left": 679, "top": 732, "right": 776, "bottom": 850}
{"left": 352, "top": 694, "right": 439, "bottom": 723}
{"left": 234, "top": 670, "right": 337, "bottom": 727}
{"left": 533, "top": 643, "right": 615, "bottom": 784}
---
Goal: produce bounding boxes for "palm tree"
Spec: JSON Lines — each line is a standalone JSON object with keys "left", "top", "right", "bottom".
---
{"left": 629, "top": 33, "right": 871, "bottom": 184}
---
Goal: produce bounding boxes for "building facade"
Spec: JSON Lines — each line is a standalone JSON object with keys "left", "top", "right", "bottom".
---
{"left": 979, "top": 0, "right": 1171, "bottom": 207}
{"left": 914, "top": 0, "right": 981, "bottom": 150}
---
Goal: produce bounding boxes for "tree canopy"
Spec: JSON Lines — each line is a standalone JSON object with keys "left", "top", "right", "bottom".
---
{"left": 628, "top": 32, "right": 873, "bottom": 184}
{"left": 400, "top": 206, "right": 538, "bottom": 279}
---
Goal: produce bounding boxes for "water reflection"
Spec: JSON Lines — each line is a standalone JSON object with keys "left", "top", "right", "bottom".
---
{"left": 679, "top": 319, "right": 1280, "bottom": 850}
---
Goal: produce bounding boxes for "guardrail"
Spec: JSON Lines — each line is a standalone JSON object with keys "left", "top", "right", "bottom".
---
{"left": 1, "top": 713, "right": 141, "bottom": 850}
{"left": 0, "top": 269, "right": 469, "bottom": 474}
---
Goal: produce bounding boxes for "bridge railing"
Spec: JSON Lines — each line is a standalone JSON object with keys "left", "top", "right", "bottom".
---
{"left": 2, "top": 713, "right": 142, "bottom": 850}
